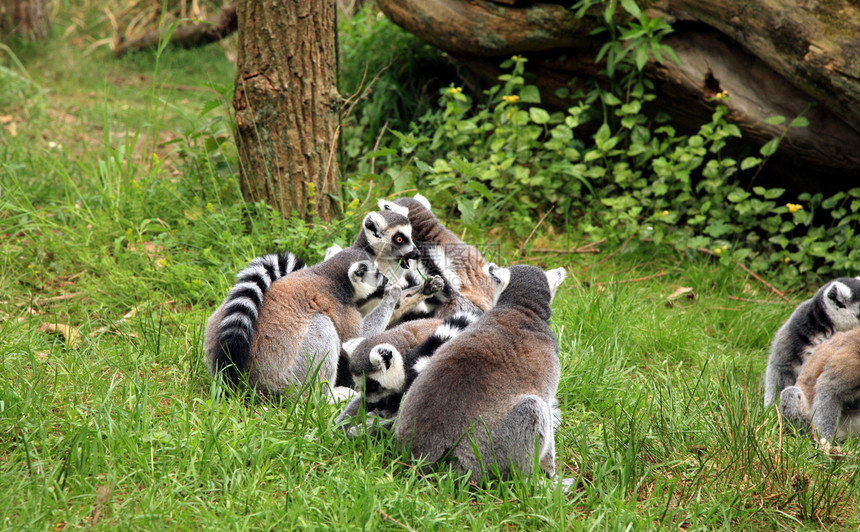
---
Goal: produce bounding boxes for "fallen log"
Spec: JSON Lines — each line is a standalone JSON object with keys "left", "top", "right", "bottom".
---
{"left": 377, "top": 0, "right": 860, "bottom": 192}
{"left": 114, "top": 2, "right": 237, "bottom": 57}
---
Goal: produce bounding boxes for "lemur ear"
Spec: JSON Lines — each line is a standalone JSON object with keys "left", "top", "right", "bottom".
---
{"left": 342, "top": 337, "right": 365, "bottom": 357}
{"left": 363, "top": 212, "right": 384, "bottom": 238}
{"left": 377, "top": 199, "right": 410, "bottom": 217}
{"left": 324, "top": 243, "right": 343, "bottom": 261}
{"left": 413, "top": 193, "right": 432, "bottom": 211}
{"left": 484, "top": 263, "right": 511, "bottom": 288}
{"left": 545, "top": 267, "right": 567, "bottom": 301}
{"left": 827, "top": 281, "right": 851, "bottom": 307}
{"left": 369, "top": 344, "right": 397, "bottom": 370}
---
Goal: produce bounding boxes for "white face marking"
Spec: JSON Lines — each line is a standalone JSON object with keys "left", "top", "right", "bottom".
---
{"left": 349, "top": 260, "right": 383, "bottom": 300}
{"left": 484, "top": 263, "right": 511, "bottom": 304}
{"left": 365, "top": 343, "right": 406, "bottom": 396}
{"left": 377, "top": 199, "right": 410, "bottom": 218}
{"left": 823, "top": 281, "right": 860, "bottom": 331}
{"left": 545, "top": 267, "right": 567, "bottom": 302}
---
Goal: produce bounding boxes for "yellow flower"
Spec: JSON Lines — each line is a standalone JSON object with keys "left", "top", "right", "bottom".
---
{"left": 713, "top": 247, "right": 722, "bottom": 255}
{"left": 786, "top": 203, "right": 802, "bottom": 213}
{"left": 448, "top": 87, "right": 463, "bottom": 95}
{"left": 502, "top": 95, "right": 520, "bottom": 103}
{"left": 714, "top": 90, "right": 729, "bottom": 100}
{"left": 783, "top": 257, "right": 791, "bottom": 263}
{"left": 661, "top": 210, "right": 669, "bottom": 216}
{"left": 506, "top": 112, "right": 512, "bottom": 119}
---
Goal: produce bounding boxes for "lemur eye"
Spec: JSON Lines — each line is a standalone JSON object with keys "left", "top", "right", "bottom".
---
{"left": 366, "top": 380, "right": 379, "bottom": 393}
{"left": 394, "top": 235, "right": 404, "bottom": 245}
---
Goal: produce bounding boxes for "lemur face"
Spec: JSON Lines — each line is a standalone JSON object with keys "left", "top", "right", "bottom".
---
{"left": 362, "top": 211, "right": 419, "bottom": 261}
{"left": 823, "top": 278, "right": 860, "bottom": 330}
{"left": 348, "top": 260, "right": 387, "bottom": 301}
{"left": 343, "top": 339, "right": 406, "bottom": 404}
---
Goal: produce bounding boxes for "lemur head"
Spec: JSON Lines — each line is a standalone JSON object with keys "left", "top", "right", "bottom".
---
{"left": 348, "top": 259, "right": 388, "bottom": 302}
{"left": 820, "top": 277, "right": 860, "bottom": 331}
{"left": 361, "top": 209, "right": 418, "bottom": 261}
{"left": 485, "top": 264, "right": 566, "bottom": 310}
{"left": 343, "top": 338, "right": 406, "bottom": 403}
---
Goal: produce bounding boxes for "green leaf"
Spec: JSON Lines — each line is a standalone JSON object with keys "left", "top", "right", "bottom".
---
{"left": 740, "top": 156, "right": 762, "bottom": 170}
{"left": 519, "top": 85, "right": 542, "bottom": 104}
{"left": 760, "top": 138, "right": 780, "bottom": 157}
{"left": 594, "top": 123, "right": 611, "bottom": 144}
{"left": 764, "top": 115, "right": 786, "bottom": 125}
{"left": 727, "top": 190, "right": 751, "bottom": 202}
{"left": 466, "top": 181, "right": 495, "bottom": 201}
{"left": 790, "top": 116, "right": 810, "bottom": 128}
{"left": 620, "top": 0, "right": 641, "bottom": 18}
{"left": 602, "top": 93, "right": 622, "bottom": 106}
{"left": 363, "top": 148, "right": 397, "bottom": 159}
{"left": 529, "top": 107, "right": 551, "bottom": 124}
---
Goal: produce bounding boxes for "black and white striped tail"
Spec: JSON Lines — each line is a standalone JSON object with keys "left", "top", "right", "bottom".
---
{"left": 405, "top": 310, "right": 480, "bottom": 388}
{"left": 213, "top": 251, "right": 305, "bottom": 385}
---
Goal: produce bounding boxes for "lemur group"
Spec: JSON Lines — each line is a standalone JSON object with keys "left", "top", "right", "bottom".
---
{"left": 204, "top": 192, "right": 860, "bottom": 483}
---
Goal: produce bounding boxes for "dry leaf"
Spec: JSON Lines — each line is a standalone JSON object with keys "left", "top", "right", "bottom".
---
{"left": 129, "top": 241, "right": 166, "bottom": 269}
{"left": 666, "top": 286, "right": 696, "bottom": 306}
{"left": 4, "top": 122, "right": 17, "bottom": 136}
{"left": 0, "top": 115, "right": 12, "bottom": 124}
{"left": 38, "top": 322, "right": 83, "bottom": 349}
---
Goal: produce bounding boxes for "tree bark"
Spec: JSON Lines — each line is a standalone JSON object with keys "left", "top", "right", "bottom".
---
{"left": 232, "top": 0, "right": 340, "bottom": 221}
{"left": 376, "top": 0, "right": 860, "bottom": 191}
{"left": 0, "top": 0, "right": 50, "bottom": 40}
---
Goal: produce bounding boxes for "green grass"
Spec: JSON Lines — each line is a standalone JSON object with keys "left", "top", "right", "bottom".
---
{"left": 2, "top": 6, "right": 860, "bottom": 531}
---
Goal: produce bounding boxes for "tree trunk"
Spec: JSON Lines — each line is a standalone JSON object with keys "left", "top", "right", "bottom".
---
{"left": 376, "top": 0, "right": 860, "bottom": 192}
{"left": 0, "top": 0, "right": 50, "bottom": 40}
{"left": 232, "top": 0, "right": 340, "bottom": 221}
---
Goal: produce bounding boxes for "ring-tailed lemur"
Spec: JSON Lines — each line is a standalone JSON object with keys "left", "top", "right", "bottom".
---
{"left": 335, "top": 311, "right": 481, "bottom": 433}
{"left": 780, "top": 328, "right": 860, "bottom": 447}
{"left": 205, "top": 251, "right": 306, "bottom": 386}
{"left": 379, "top": 194, "right": 496, "bottom": 319}
{"left": 394, "top": 264, "right": 566, "bottom": 482}
{"left": 328, "top": 206, "right": 444, "bottom": 322}
{"left": 204, "top": 248, "right": 401, "bottom": 396}
{"left": 763, "top": 277, "right": 860, "bottom": 408}
{"left": 204, "top": 206, "right": 427, "bottom": 390}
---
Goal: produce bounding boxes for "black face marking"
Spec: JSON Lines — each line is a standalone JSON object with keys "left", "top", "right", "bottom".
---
{"left": 354, "top": 263, "right": 368, "bottom": 278}
{"left": 377, "top": 347, "right": 393, "bottom": 369}
{"left": 365, "top": 379, "right": 380, "bottom": 394}
{"left": 828, "top": 287, "right": 846, "bottom": 308}
{"left": 364, "top": 218, "right": 381, "bottom": 238}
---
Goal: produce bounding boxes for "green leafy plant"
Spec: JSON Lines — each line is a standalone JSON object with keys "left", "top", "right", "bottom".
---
{"left": 349, "top": 0, "right": 859, "bottom": 289}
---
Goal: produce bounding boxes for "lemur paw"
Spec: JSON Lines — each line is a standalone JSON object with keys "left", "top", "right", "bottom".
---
{"left": 424, "top": 275, "right": 445, "bottom": 295}
{"left": 384, "top": 283, "right": 402, "bottom": 302}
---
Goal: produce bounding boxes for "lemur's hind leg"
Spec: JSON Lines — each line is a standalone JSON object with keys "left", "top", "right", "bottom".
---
{"left": 453, "top": 394, "right": 556, "bottom": 481}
